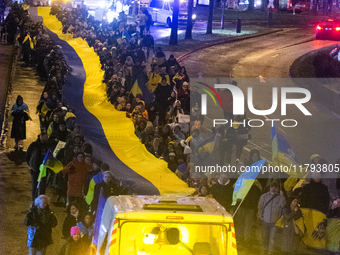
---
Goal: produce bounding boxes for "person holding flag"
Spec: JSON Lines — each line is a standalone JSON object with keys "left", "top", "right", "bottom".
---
{"left": 26, "top": 132, "right": 51, "bottom": 200}
{"left": 232, "top": 159, "right": 265, "bottom": 247}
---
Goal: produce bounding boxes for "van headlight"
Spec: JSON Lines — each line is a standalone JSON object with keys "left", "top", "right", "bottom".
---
{"left": 99, "top": 1, "right": 106, "bottom": 8}
{"left": 192, "top": 14, "right": 196, "bottom": 19}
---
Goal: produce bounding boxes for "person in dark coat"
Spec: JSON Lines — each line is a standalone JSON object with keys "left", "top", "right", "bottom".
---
{"left": 26, "top": 132, "right": 51, "bottom": 200}
{"left": 281, "top": 196, "right": 303, "bottom": 254}
{"left": 62, "top": 203, "right": 82, "bottom": 239}
{"left": 300, "top": 172, "right": 330, "bottom": 214}
{"left": 234, "top": 181, "right": 262, "bottom": 245}
{"left": 210, "top": 173, "right": 235, "bottom": 212}
{"left": 59, "top": 226, "right": 88, "bottom": 255}
{"left": 11, "top": 95, "right": 29, "bottom": 150}
{"left": 25, "top": 195, "right": 58, "bottom": 255}
{"left": 91, "top": 171, "right": 126, "bottom": 213}
{"left": 154, "top": 77, "right": 173, "bottom": 125}
{"left": 218, "top": 124, "right": 236, "bottom": 165}
{"left": 76, "top": 212, "right": 94, "bottom": 247}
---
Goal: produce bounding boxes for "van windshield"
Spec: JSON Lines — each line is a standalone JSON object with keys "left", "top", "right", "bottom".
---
{"left": 119, "top": 221, "right": 228, "bottom": 254}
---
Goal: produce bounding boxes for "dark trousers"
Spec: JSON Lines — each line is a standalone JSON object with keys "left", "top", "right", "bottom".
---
{"left": 220, "top": 142, "right": 233, "bottom": 165}
{"left": 139, "top": 25, "right": 145, "bottom": 37}
{"left": 235, "top": 140, "right": 247, "bottom": 160}
{"left": 30, "top": 169, "right": 46, "bottom": 200}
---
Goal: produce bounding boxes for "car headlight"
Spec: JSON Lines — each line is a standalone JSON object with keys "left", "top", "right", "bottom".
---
{"left": 99, "top": 1, "right": 106, "bottom": 8}
{"left": 192, "top": 14, "right": 196, "bottom": 19}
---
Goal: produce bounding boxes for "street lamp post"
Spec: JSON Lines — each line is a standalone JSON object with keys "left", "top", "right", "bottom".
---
{"left": 221, "top": 0, "right": 226, "bottom": 29}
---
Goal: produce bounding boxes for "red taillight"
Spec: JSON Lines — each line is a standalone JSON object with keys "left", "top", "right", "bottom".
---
{"left": 336, "top": 27, "right": 340, "bottom": 31}
{"left": 328, "top": 19, "right": 334, "bottom": 22}
{"left": 316, "top": 25, "right": 322, "bottom": 30}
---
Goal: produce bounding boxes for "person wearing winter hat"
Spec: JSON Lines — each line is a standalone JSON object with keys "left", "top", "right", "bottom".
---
{"left": 11, "top": 95, "right": 30, "bottom": 150}
{"left": 310, "top": 154, "right": 320, "bottom": 164}
{"left": 59, "top": 226, "right": 88, "bottom": 255}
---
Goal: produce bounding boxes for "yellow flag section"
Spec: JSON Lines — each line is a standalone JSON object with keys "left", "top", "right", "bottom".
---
{"left": 37, "top": 7, "right": 194, "bottom": 196}
{"left": 301, "top": 208, "right": 327, "bottom": 250}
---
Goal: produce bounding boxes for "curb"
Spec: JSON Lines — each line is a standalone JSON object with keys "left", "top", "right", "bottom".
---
{"left": 177, "top": 28, "right": 283, "bottom": 62}
{"left": 0, "top": 45, "right": 15, "bottom": 149}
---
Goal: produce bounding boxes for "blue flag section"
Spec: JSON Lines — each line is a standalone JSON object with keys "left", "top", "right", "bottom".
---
{"left": 232, "top": 159, "right": 266, "bottom": 205}
{"left": 90, "top": 189, "right": 107, "bottom": 254}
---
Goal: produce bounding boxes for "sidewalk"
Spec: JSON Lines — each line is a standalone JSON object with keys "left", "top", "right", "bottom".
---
{"left": 0, "top": 46, "right": 66, "bottom": 254}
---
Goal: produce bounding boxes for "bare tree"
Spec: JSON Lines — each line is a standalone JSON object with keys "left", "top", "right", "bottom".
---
{"left": 169, "top": 0, "right": 180, "bottom": 45}
{"left": 248, "top": 0, "right": 254, "bottom": 10}
{"left": 185, "top": 0, "right": 194, "bottom": 39}
{"left": 207, "top": 0, "right": 214, "bottom": 34}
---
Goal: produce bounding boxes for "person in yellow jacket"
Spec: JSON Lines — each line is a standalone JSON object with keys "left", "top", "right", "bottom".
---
{"left": 147, "top": 66, "right": 161, "bottom": 92}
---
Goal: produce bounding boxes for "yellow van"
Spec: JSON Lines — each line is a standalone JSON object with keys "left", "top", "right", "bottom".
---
{"left": 93, "top": 195, "right": 237, "bottom": 255}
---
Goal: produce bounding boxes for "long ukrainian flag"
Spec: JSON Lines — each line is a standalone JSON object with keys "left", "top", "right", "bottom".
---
{"left": 32, "top": 7, "right": 194, "bottom": 196}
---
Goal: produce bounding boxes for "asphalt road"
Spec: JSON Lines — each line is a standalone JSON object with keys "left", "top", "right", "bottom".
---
{"left": 181, "top": 28, "right": 340, "bottom": 166}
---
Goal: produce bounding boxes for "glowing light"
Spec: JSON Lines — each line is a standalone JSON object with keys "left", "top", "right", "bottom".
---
{"left": 177, "top": 225, "right": 189, "bottom": 243}
{"left": 106, "top": 10, "right": 118, "bottom": 22}
{"left": 316, "top": 25, "right": 322, "bottom": 30}
{"left": 143, "top": 233, "right": 156, "bottom": 244}
{"left": 328, "top": 19, "right": 334, "bottom": 21}
{"left": 98, "top": 1, "right": 106, "bottom": 8}
{"left": 256, "top": 1, "right": 261, "bottom": 5}
{"left": 192, "top": 14, "right": 196, "bottom": 19}
{"left": 336, "top": 27, "right": 340, "bottom": 31}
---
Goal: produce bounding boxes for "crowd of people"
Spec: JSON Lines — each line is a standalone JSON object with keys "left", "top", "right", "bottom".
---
{"left": 3, "top": 2, "right": 340, "bottom": 255}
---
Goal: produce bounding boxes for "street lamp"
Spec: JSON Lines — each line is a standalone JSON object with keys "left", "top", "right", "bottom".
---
{"left": 221, "top": 0, "right": 226, "bottom": 29}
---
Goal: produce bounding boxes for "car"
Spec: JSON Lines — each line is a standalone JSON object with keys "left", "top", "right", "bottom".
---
{"left": 316, "top": 19, "right": 340, "bottom": 40}
{"left": 148, "top": 0, "right": 197, "bottom": 27}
